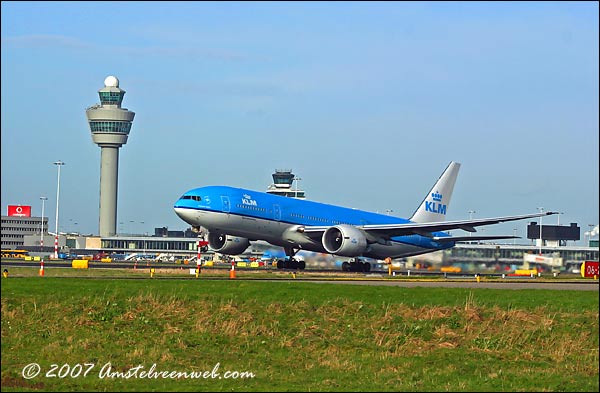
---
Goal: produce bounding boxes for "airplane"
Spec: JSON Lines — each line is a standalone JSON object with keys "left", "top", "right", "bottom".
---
{"left": 173, "top": 161, "right": 557, "bottom": 271}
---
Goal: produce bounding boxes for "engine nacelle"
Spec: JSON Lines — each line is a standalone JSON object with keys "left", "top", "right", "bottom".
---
{"left": 322, "top": 225, "right": 368, "bottom": 257}
{"left": 207, "top": 233, "right": 250, "bottom": 255}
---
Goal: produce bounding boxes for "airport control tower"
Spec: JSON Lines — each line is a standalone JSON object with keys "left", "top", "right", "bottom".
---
{"left": 86, "top": 76, "right": 135, "bottom": 237}
{"left": 266, "top": 169, "right": 305, "bottom": 199}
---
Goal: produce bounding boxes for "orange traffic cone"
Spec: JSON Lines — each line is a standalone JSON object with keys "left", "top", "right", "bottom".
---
{"left": 229, "top": 261, "right": 236, "bottom": 279}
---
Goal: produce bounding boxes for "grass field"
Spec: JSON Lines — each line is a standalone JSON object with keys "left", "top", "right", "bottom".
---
{"left": 1, "top": 275, "right": 598, "bottom": 392}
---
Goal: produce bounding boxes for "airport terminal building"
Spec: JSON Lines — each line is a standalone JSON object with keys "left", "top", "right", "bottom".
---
{"left": 1, "top": 213, "right": 49, "bottom": 249}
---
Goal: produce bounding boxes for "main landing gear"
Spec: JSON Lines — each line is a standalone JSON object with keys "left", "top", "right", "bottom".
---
{"left": 341, "top": 258, "right": 371, "bottom": 272}
{"left": 276, "top": 247, "right": 306, "bottom": 270}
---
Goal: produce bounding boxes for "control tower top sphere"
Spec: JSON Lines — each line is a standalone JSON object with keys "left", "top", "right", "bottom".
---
{"left": 104, "top": 75, "right": 119, "bottom": 88}
{"left": 87, "top": 75, "right": 135, "bottom": 147}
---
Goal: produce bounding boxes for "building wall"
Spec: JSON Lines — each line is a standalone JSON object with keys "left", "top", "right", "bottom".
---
{"left": 1, "top": 215, "right": 49, "bottom": 249}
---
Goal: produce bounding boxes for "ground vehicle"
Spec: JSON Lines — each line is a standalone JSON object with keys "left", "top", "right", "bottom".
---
{"left": 93, "top": 252, "right": 109, "bottom": 261}
{"left": 1, "top": 249, "right": 29, "bottom": 259}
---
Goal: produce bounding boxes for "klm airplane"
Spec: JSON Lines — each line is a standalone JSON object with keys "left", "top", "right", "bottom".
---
{"left": 174, "top": 162, "right": 557, "bottom": 271}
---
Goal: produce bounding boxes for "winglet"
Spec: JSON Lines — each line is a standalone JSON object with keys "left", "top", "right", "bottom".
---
{"left": 410, "top": 162, "right": 461, "bottom": 223}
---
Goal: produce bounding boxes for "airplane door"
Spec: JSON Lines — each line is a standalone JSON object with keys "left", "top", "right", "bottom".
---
{"left": 221, "top": 196, "right": 230, "bottom": 213}
{"left": 273, "top": 204, "right": 281, "bottom": 221}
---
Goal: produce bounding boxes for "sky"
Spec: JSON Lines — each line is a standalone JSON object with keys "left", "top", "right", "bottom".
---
{"left": 1, "top": 1, "right": 598, "bottom": 243}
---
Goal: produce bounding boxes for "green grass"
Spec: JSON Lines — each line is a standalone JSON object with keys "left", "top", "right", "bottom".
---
{"left": 1, "top": 277, "right": 598, "bottom": 392}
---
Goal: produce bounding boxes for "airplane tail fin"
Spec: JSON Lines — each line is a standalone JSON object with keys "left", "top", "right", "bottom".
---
{"left": 410, "top": 161, "right": 461, "bottom": 223}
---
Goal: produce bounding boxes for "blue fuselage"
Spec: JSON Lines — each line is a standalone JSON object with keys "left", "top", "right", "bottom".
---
{"left": 174, "top": 186, "right": 454, "bottom": 259}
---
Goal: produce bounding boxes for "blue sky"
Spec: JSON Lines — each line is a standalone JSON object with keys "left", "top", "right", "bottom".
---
{"left": 1, "top": 1, "right": 598, "bottom": 242}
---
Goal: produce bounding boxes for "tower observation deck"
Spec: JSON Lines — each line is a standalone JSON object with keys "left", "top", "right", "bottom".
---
{"left": 266, "top": 169, "right": 305, "bottom": 199}
{"left": 86, "top": 76, "right": 135, "bottom": 237}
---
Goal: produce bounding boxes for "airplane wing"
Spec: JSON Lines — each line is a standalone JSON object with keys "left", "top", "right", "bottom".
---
{"left": 432, "top": 235, "right": 517, "bottom": 243}
{"left": 301, "top": 211, "right": 558, "bottom": 241}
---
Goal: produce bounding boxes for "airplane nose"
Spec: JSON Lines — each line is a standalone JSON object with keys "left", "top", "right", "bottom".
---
{"left": 174, "top": 207, "right": 193, "bottom": 223}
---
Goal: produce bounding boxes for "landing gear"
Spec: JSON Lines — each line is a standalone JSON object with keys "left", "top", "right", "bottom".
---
{"left": 342, "top": 258, "right": 371, "bottom": 272}
{"left": 276, "top": 258, "right": 306, "bottom": 270}
{"left": 275, "top": 247, "right": 306, "bottom": 270}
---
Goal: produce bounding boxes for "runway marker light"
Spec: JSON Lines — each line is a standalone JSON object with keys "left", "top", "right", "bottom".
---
{"left": 2, "top": 269, "right": 8, "bottom": 278}
{"left": 39, "top": 259, "right": 45, "bottom": 277}
{"left": 150, "top": 268, "right": 155, "bottom": 278}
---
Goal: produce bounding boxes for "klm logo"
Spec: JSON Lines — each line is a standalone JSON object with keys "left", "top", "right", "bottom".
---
{"left": 242, "top": 194, "right": 257, "bottom": 207}
{"left": 425, "top": 191, "right": 446, "bottom": 214}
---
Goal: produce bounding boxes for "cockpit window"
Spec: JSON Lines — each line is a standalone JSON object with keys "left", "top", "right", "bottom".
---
{"left": 181, "top": 195, "right": 202, "bottom": 201}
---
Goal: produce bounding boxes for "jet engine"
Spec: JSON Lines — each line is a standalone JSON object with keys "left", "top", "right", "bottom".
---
{"left": 322, "top": 225, "right": 368, "bottom": 257}
{"left": 207, "top": 233, "right": 250, "bottom": 255}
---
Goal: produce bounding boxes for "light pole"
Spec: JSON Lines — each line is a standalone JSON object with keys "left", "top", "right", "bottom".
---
{"left": 537, "top": 207, "right": 544, "bottom": 255}
{"left": 68, "top": 218, "right": 78, "bottom": 234}
{"left": 588, "top": 224, "right": 595, "bottom": 246}
{"left": 143, "top": 232, "right": 147, "bottom": 256}
{"left": 584, "top": 231, "right": 590, "bottom": 247}
{"left": 468, "top": 210, "right": 476, "bottom": 237}
{"left": 139, "top": 222, "right": 146, "bottom": 255}
{"left": 53, "top": 160, "right": 65, "bottom": 258}
{"left": 294, "top": 177, "right": 302, "bottom": 198}
{"left": 40, "top": 196, "right": 47, "bottom": 252}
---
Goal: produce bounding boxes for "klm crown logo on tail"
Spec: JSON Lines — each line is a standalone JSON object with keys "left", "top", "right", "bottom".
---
{"left": 425, "top": 191, "right": 446, "bottom": 215}
{"left": 410, "top": 162, "right": 460, "bottom": 223}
